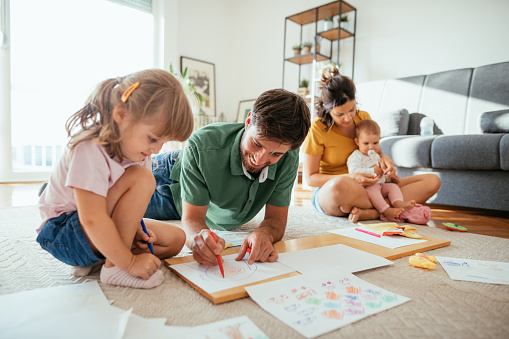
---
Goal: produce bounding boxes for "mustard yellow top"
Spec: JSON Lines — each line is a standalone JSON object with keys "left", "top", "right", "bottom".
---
{"left": 302, "top": 111, "right": 371, "bottom": 175}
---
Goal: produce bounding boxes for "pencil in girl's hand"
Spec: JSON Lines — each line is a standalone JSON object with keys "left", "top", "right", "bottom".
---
{"left": 140, "top": 219, "right": 154, "bottom": 254}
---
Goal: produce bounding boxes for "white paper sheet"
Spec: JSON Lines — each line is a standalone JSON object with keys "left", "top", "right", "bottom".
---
{"left": 245, "top": 269, "right": 410, "bottom": 338}
{"left": 0, "top": 281, "right": 131, "bottom": 339}
{"left": 170, "top": 253, "right": 295, "bottom": 294}
{"left": 436, "top": 256, "right": 509, "bottom": 285}
{"left": 277, "top": 244, "right": 393, "bottom": 274}
{"left": 329, "top": 227, "right": 427, "bottom": 249}
{"left": 160, "top": 316, "right": 268, "bottom": 339}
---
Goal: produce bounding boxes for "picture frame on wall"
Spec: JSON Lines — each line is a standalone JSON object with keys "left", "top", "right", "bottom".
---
{"left": 237, "top": 99, "right": 256, "bottom": 123}
{"left": 180, "top": 56, "right": 216, "bottom": 117}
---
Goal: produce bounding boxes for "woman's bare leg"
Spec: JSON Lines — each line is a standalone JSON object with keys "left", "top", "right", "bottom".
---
{"left": 397, "top": 174, "right": 441, "bottom": 204}
{"left": 318, "top": 176, "right": 380, "bottom": 222}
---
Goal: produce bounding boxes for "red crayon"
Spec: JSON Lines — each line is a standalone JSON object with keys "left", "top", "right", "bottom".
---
{"left": 210, "top": 231, "right": 225, "bottom": 278}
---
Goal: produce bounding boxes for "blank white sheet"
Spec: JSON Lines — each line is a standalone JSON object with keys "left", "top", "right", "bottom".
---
{"left": 277, "top": 244, "right": 393, "bottom": 274}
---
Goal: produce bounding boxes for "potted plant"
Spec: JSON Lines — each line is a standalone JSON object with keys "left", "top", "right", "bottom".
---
{"left": 292, "top": 44, "right": 302, "bottom": 56}
{"left": 339, "top": 14, "right": 349, "bottom": 30}
{"left": 315, "top": 36, "right": 322, "bottom": 54}
{"left": 302, "top": 41, "right": 313, "bottom": 54}
{"left": 323, "top": 16, "right": 333, "bottom": 31}
{"left": 297, "top": 78, "right": 310, "bottom": 96}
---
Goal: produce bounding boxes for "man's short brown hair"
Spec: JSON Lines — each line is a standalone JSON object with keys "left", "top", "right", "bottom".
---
{"left": 250, "top": 89, "right": 311, "bottom": 150}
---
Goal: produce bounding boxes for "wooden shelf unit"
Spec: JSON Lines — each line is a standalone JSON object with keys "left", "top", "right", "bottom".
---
{"left": 282, "top": 0, "right": 356, "bottom": 113}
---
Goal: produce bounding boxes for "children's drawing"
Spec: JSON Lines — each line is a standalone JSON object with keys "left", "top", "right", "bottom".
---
{"left": 170, "top": 253, "right": 295, "bottom": 294}
{"left": 436, "top": 256, "right": 509, "bottom": 285}
{"left": 245, "top": 270, "right": 410, "bottom": 338}
{"left": 205, "top": 259, "right": 258, "bottom": 281}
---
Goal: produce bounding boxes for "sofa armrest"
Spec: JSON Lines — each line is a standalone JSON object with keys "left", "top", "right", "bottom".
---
{"left": 480, "top": 109, "right": 509, "bottom": 133}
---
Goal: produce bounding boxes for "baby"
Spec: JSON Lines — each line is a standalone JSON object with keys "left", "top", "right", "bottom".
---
{"left": 347, "top": 119, "right": 416, "bottom": 220}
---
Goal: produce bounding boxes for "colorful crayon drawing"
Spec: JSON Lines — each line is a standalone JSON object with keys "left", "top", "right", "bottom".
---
{"left": 245, "top": 271, "right": 410, "bottom": 338}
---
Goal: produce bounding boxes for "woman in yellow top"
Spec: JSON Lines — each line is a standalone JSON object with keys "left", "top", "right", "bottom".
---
{"left": 301, "top": 69, "right": 441, "bottom": 222}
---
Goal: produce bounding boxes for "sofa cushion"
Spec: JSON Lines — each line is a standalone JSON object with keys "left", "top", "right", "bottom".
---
{"left": 376, "top": 108, "right": 409, "bottom": 138}
{"left": 501, "top": 134, "right": 509, "bottom": 171}
{"left": 418, "top": 68, "right": 473, "bottom": 135}
{"left": 378, "top": 76, "right": 425, "bottom": 116}
{"left": 466, "top": 62, "right": 509, "bottom": 133}
{"left": 480, "top": 109, "right": 509, "bottom": 133}
{"left": 380, "top": 135, "right": 435, "bottom": 168}
{"left": 431, "top": 134, "right": 503, "bottom": 170}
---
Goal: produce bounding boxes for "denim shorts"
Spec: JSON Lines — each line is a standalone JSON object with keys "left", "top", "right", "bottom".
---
{"left": 36, "top": 211, "right": 104, "bottom": 267}
{"left": 311, "top": 187, "right": 326, "bottom": 215}
{"left": 144, "top": 150, "right": 182, "bottom": 220}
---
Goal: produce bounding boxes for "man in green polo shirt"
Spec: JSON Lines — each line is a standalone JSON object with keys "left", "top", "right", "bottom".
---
{"left": 145, "top": 89, "right": 310, "bottom": 267}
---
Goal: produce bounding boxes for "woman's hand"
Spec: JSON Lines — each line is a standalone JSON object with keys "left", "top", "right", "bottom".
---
{"left": 379, "top": 155, "right": 395, "bottom": 176}
{"left": 349, "top": 173, "right": 380, "bottom": 187}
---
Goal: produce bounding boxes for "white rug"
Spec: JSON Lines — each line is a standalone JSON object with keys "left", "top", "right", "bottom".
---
{"left": 1, "top": 205, "right": 509, "bottom": 338}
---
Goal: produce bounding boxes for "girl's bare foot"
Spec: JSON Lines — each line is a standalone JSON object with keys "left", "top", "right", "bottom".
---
{"left": 349, "top": 207, "right": 380, "bottom": 223}
{"left": 392, "top": 200, "right": 416, "bottom": 213}
{"left": 381, "top": 207, "right": 404, "bottom": 220}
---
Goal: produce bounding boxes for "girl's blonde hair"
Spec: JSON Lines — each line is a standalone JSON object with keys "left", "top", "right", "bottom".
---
{"left": 66, "top": 69, "right": 195, "bottom": 160}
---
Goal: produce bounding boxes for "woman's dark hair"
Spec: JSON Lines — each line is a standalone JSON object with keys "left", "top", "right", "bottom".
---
{"left": 250, "top": 89, "right": 311, "bottom": 151}
{"left": 316, "top": 68, "right": 356, "bottom": 131}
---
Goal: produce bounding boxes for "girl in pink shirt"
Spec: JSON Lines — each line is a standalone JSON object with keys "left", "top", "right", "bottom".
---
{"left": 37, "top": 69, "right": 194, "bottom": 289}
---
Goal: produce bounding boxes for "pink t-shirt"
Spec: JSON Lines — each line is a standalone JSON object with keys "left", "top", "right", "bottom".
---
{"left": 37, "top": 139, "right": 151, "bottom": 231}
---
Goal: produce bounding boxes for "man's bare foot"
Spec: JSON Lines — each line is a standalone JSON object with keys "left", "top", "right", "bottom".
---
{"left": 349, "top": 207, "right": 380, "bottom": 223}
{"left": 393, "top": 200, "right": 416, "bottom": 213}
{"left": 381, "top": 207, "right": 404, "bottom": 220}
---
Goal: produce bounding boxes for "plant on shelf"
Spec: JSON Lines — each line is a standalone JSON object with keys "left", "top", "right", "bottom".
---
{"left": 315, "top": 36, "right": 322, "bottom": 54}
{"left": 339, "top": 14, "right": 349, "bottom": 30}
{"left": 297, "top": 78, "right": 310, "bottom": 96}
{"left": 302, "top": 41, "right": 313, "bottom": 54}
{"left": 292, "top": 43, "right": 302, "bottom": 56}
{"left": 323, "top": 16, "right": 333, "bottom": 31}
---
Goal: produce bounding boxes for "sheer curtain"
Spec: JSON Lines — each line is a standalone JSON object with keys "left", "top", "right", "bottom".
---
{"left": 2, "top": 0, "right": 154, "bottom": 181}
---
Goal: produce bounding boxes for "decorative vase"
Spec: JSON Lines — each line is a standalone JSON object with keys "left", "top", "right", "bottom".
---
{"left": 316, "top": 44, "right": 321, "bottom": 54}
{"left": 303, "top": 46, "right": 311, "bottom": 54}
{"left": 293, "top": 49, "right": 301, "bottom": 56}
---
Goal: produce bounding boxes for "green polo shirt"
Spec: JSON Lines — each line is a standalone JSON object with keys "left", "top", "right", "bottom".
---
{"left": 169, "top": 123, "right": 299, "bottom": 231}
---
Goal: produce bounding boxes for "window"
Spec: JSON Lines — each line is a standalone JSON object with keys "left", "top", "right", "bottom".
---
{"left": 1, "top": 0, "right": 154, "bottom": 181}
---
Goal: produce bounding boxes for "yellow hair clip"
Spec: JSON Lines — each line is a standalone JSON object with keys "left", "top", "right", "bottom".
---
{"left": 121, "top": 82, "right": 140, "bottom": 103}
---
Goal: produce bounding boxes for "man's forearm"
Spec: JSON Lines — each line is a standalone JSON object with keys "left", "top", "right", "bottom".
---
{"left": 181, "top": 218, "right": 209, "bottom": 249}
{"left": 257, "top": 217, "right": 286, "bottom": 243}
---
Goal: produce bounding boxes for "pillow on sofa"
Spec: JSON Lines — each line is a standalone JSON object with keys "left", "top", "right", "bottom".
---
{"left": 480, "top": 109, "right": 509, "bottom": 133}
{"left": 375, "top": 108, "right": 409, "bottom": 138}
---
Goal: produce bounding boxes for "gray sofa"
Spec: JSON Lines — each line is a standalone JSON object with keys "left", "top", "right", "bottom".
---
{"left": 356, "top": 61, "right": 509, "bottom": 212}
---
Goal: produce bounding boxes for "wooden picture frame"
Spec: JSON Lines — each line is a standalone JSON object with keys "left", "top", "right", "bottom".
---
{"left": 237, "top": 99, "right": 256, "bottom": 123}
{"left": 180, "top": 56, "right": 216, "bottom": 117}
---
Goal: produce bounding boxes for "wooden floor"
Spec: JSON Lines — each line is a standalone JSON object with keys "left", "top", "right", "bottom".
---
{"left": 2, "top": 182, "right": 509, "bottom": 239}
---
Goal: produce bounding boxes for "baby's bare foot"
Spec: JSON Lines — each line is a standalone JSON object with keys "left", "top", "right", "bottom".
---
{"left": 393, "top": 200, "right": 416, "bottom": 213}
{"left": 382, "top": 207, "right": 404, "bottom": 220}
{"left": 349, "top": 207, "right": 380, "bottom": 223}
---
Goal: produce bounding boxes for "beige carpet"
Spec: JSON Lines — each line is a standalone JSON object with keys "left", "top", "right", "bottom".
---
{"left": 1, "top": 205, "right": 509, "bottom": 338}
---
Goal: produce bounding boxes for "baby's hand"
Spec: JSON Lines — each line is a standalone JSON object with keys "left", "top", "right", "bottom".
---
{"left": 133, "top": 228, "right": 157, "bottom": 252}
{"left": 128, "top": 253, "right": 161, "bottom": 280}
{"left": 373, "top": 165, "right": 383, "bottom": 177}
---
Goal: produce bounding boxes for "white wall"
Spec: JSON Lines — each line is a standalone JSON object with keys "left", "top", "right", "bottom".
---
{"left": 168, "top": 0, "right": 509, "bottom": 121}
